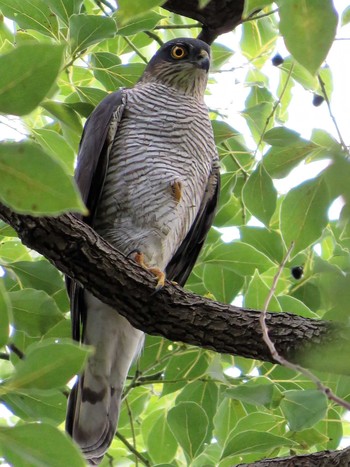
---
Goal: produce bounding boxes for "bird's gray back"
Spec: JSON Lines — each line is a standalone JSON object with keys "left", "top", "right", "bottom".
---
{"left": 94, "top": 82, "right": 217, "bottom": 271}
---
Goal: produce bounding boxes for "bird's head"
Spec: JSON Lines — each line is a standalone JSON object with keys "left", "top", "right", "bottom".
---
{"left": 139, "top": 38, "right": 211, "bottom": 99}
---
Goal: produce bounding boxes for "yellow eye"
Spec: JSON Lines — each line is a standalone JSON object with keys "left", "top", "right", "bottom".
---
{"left": 170, "top": 45, "right": 187, "bottom": 60}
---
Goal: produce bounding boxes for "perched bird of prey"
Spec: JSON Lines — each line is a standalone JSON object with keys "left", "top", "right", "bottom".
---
{"left": 66, "top": 37, "right": 220, "bottom": 465}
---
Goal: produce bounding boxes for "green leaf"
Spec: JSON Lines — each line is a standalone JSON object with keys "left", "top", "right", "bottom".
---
{"left": 213, "top": 398, "right": 244, "bottom": 447}
{"left": 0, "top": 0, "right": 59, "bottom": 37}
{"left": 211, "top": 43, "right": 234, "bottom": 69}
{"left": 176, "top": 381, "right": 219, "bottom": 443}
{"left": 214, "top": 194, "right": 246, "bottom": 227}
{"left": 116, "top": 11, "right": 164, "bottom": 36}
{"left": 144, "top": 410, "right": 177, "bottom": 464}
{"left": 241, "top": 102, "right": 274, "bottom": 143}
{"left": 225, "top": 379, "right": 281, "bottom": 408}
{"left": 324, "top": 158, "right": 350, "bottom": 202}
{"left": 0, "top": 221, "right": 17, "bottom": 238}
{"left": 162, "top": 351, "right": 209, "bottom": 396}
{"left": 243, "top": 0, "right": 274, "bottom": 18}
{"left": 203, "top": 264, "right": 243, "bottom": 303}
{"left": 278, "top": 0, "right": 338, "bottom": 75}
{"left": 240, "top": 226, "right": 284, "bottom": 263}
{"left": 263, "top": 141, "right": 317, "bottom": 179}
{"left": 288, "top": 427, "right": 329, "bottom": 449}
{"left": 0, "top": 282, "right": 11, "bottom": 348}
{"left": 118, "top": 386, "right": 150, "bottom": 429}
{"left": 280, "top": 177, "right": 330, "bottom": 256}
{"left": 76, "top": 86, "right": 108, "bottom": 106}
{"left": 341, "top": 5, "right": 350, "bottom": 26}
{"left": 242, "top": 163, "right": 277, "bottom": 226}
{"left": 7, "top": 260, "right": 66, "bottom": 305}
{"left": 0, "top": 423, "right": 85, "bottom": 467}
{"left": 0, "top": 238, "right": 31, "bottom": 263}
{"left": 279, "top": 55, "right": 319, "bottom": 90}
{"left": 167, "top": 402, "right": 208, "bottom": 460}
{"left": 222, "top": 430, "right": 295, "bottom": 458}
{"left": 69, "top": 14, "right": 116, "bottom": 54}
{"left": 233, "top": 412, "right": 281, "bottom": 435}
{"left": 190, "top": 444, "right": 221, "bottom": 467}
{"left": 2, "top": 389, "right": 66, "bottom": 424}
{"left": 92, "top": 54, "right": 146, "bottom": 90}
{"left": 311, "top": 128, "right": 341, "bottom": 152}
{"left": 316, "top": 408, "right": 343, "bottom": 450}
{"left": 117, "top": 0, "right": 166, "bottom": 25}
{"left": 32, "top": 128, "right": 75, "bottom": 175}
{"left": 204, "top": 242, "right": 275, "bottom": 276}
{"left": 240, "top": 15, "right": 277, "bottom": 68}
{"left": 0, "top": 44, "right": 64, "bottom": 116}
{"left": 42, "top": 101, "right": 83, "bottom": 134}
{"left": 263, "top": 127, "right": 302, "bottom": 146}
{"left": 245, "top": 85, "right": 274, "bottom": 108}
{"left": 280, "top": 390, "right": 328, "bottom": 431}
{"left": 244, "top": 270, "right": 281, "bottom": 312}
{"left": 9, "top": 289, "right": 63, "bottom": 337}
{"left": 6, "top": 339, "right": 90, "bottom": 391}
{"left": 46, "top": 0, "right": 83, "bottom": 24}
{"left": 278, "top": 295, "right": 318, "bottom": 319}
{"left": 212, "top": 121, "right": 239, "bottom": 145}
{"left": 291, "top": 282, "right": 321, "bottom": 312}
{"left": 0, "top": 142, "right": 86, "bottom": 215}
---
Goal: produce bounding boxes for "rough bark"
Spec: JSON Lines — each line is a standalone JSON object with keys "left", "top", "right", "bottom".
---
{"left": 163, "top": 0, "right": 245, "bottom": 43}
{"left": 238, "top": 446, "right": 350, "bottom": 466}
{"left": 1, "top": 202, "right": 350, "bottom": 376}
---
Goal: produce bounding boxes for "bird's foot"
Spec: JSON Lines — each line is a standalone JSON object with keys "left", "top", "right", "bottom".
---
{"left": 133, "top": 252, "right": 165, "bottom": 291}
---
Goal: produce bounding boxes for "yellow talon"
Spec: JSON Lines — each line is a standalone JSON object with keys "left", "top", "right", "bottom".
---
{"left": 133, "top": 252, "right": 165, "bottom": 290}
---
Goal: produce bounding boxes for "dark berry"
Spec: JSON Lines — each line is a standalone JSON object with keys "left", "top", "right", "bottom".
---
{"left": 312, "top": 94, "right": 325, "bottom": 107}
{"left": 272, "top": 54, "right": 284, "bottom": 66}
{"left": 291, "top": 266, "right": 304, "bottom": 280}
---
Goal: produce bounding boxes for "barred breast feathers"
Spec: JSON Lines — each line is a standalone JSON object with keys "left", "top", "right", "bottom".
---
{"left": 93, "top": 82, "right": 218, "bottom": 269}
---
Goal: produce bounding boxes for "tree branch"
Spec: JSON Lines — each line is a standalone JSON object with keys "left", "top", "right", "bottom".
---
{"left": 237, "top": 445, "right": 350, "bottom": 466}
{"left": 1, "top": 202, "right": 350, "bottom": 375}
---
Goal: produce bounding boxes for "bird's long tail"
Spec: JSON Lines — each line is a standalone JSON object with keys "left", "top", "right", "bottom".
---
{"left": 66, "top": 292, "right": 144, "bottom": 465}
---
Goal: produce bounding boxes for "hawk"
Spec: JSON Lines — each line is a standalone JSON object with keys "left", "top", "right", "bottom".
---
{"left": 66, "top": 37, "right": 220, "bottom": 464}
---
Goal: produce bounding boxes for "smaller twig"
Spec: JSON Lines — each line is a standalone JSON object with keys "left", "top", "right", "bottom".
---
{"left": 8, "top": 343, "right": 24, "bottom": 360}
{"left": 144, "top": 30, "right": 163, "bottom": 46}
{"left": 123, "top": 37, "right": 148, "bottom": 64}
{"left": 0, "top": 118, "right": 28, "bottom": 138}
{"left": 105, "top": 453, "right": 114, "bottom": 466}
{"left": 115, "top": 431, "right": 150, "bottom": 466}
{"left": 222, "top": 142, "right": 250, "bottom": 179}
{"left": 260, "top": 242, "right": 350, "bottom": 411}
{"left": 242, "top": 8, "right": 279, "bottom": 23}
{"left": 94, "top": 0, "right": 116, "bottom": 12}
{"left": 222, "top": 142, "right": 249, "bottom": 224}
{"left": 212, "top": 65, "right": 246, "bottom": 74}
{"left": 254, "top": 63, "right": 294, "bottom": 157}
{"left": 318, "top": 75, "right": 349, "bottom": 155}
{"left": 154, "top": 23, "right": 201, "bottom": 29}
{"left": 125, "top": 398, "right": 138, "bottom": 467}
{"left": 0, "top": 353, "right": 9, "bottom": 361}
{"left": 94, "top": 0, "right": 109, "bottom": 15}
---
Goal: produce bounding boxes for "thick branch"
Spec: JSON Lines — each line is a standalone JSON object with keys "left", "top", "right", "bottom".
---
{"left": 238, "top": 445, "right": 350, "bottom": 466}
{"left": 1, "top": 202, "right": 350, "bottom": 375}
{"left": 163, "top": 0, "right": 245, "bottom": 44}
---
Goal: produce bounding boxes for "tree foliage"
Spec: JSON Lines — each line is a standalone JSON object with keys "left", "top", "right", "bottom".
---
{"left": 0, "top": 0, "right": 350, "bottom": 466}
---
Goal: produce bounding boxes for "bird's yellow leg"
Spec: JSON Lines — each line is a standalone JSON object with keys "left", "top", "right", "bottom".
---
{"left": 133, "top": 252, "right": 165, "bottom": 290}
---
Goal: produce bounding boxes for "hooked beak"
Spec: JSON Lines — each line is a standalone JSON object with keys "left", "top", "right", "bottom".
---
{"left": 195, "top": 49, "right": 210, "bottom": 72}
